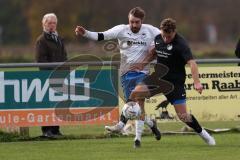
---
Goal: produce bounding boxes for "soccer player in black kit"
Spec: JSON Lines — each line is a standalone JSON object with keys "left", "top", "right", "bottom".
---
{"left": 128, "top": 18, "right": 216, "bottom": 147}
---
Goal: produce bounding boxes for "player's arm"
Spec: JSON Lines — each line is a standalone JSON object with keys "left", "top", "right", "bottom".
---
{"left": 75, "top": 26, "right": 103, "bottom": 41}
{"left": 75, "top": 25, "right": 124, "bottom": 41}
{"left": 143, "top": 47, "right": 157, "bottom": 65}
{"left": 129, "top": 47, "right": 157, "bottom": 71}
{"left": 187, "top": 59, "right": 203, "bottom": 94}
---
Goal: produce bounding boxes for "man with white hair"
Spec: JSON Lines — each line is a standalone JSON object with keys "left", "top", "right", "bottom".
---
{"left": 35, "top": 13, "right": 68, "bottom": 137}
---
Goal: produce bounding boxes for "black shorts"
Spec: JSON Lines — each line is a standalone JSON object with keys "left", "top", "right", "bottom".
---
{"left": 142, "top": 72, "right": 186, "bottom": 105}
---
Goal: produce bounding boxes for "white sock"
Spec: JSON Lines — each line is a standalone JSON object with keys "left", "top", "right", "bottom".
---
{"left": 135, "top": 120, "right": 144, "bottom": 141}
{"left": 144, "top": 117, "right": 153, "bottom": 128}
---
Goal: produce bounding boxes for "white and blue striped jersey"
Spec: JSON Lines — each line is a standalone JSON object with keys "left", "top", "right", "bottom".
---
{"left": 84, "top": 24, "right": 160, "bottom": 75}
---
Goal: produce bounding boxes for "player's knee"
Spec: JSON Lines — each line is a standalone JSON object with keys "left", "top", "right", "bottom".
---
{"left": 178, "top": 113, "right": 191, "bottom": 123}
{"left": 134, "top": 84, "right": 148, "bottom": 92}
{"left": 132, "top": 85, "right": 149, "bottom": 97}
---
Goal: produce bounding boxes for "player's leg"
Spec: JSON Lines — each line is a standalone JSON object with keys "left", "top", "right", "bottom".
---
{"left": 134, "top": 72, "right": 154, "bottom": 130}
{"left": 135, "top": 98, "right": 161, "bottom": 142}
{"left": 135, "top": 73, "right": 154, "bottom": 131}
{"left": 130, "top": 82, "right": 162, "bottom": 147}
{"left": 129, "top": 84, "right": 149, "bottom": 148}
{"left": 173, "top": 102, "right": 202, "bottom": 133}
{"left": 105, "top": 72, "right": 138, "bottom": 133}
{"left": 135, "top": 98, "right": 155, "bottom": 132}
{"left": 168, "top": 84, "right": 215, "bottom": 146}
{"left": 133, "top": 73, "right": 164, "bottom": 139}
{"left": 105, "top": 72, "right": 133, "bottom": 132}
{"left": 173, "top": 103, "right": 216, "bottom": 146}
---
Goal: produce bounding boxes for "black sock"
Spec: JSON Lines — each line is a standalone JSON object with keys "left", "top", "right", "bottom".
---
{"left": 120, "top": 113, "right": 128, "bottom": 124}
{"left": 185, "top": 114, "right": 202, "bottom": 133}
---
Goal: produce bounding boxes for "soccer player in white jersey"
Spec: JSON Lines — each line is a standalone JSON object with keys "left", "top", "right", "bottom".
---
{"left": 75, "top": 7, "right": 161, "bottom": 148}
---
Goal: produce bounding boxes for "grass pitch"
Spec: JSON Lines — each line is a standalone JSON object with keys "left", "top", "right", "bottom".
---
{"left": 0, "top": 133, "right": 239, "bottom": 160}
{"left": 0, "top": 121, "right": 239, "bottom": 160}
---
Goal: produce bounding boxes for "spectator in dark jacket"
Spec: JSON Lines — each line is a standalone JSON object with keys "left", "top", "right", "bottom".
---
{"left": 235, "top": 38, "right": 240, "bottom": 66}
{"left": 35, "top": 13, "right": 68, "bottom": 137}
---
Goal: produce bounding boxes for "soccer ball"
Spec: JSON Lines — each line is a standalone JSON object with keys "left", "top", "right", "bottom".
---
{"left": 122, "top": 102, "right": 141, "bottom": 120}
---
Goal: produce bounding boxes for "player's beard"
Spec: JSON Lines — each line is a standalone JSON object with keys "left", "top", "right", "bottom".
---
{"left": 131, "top": 27, "right": 141, "bottom": 33}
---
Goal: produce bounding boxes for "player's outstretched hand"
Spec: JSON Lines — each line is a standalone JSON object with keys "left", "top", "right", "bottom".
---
{"left": 75, "top": 26, "right": 86, "bottom": 36}
{"left": 194, "top": 82, "right": 203, "bottom": 94}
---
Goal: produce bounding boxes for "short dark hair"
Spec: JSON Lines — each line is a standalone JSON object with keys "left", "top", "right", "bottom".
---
{"left": 129, "top": 7, "right": 145, "bottom": 20}
{"left": 160, "top": 18, "right": 176, "bottom": 33}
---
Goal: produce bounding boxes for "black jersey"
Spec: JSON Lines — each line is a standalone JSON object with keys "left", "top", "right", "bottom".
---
{"left": 154, "top": 33, "right": 193, "bottom": 83}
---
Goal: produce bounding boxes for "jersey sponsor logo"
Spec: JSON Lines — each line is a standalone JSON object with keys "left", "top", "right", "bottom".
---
{"left": 167, "top": 44, "right": 173, "bottom": 50}
{"left": 156, "top": 50, "right": 171, "bottom": 58}
{"left": 127, "top": 40, "right": 147, "bottom": 46}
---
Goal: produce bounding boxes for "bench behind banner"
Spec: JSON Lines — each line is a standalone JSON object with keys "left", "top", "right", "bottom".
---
{"left": 0, "top": 68, "right": 119, "bottom": 128}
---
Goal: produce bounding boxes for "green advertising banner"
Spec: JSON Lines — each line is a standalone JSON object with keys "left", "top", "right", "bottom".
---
{"left": 0, "top": 69, "right": 119, "bottom": 127}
